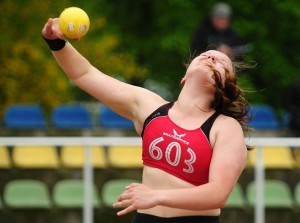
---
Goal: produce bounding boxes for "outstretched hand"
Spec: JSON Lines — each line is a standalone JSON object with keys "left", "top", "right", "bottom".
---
{"left": 113, "top": 183, "right": 161, "bottom": 216}
{"left": 42, "top": 18, "right": 65, "bottom": 40}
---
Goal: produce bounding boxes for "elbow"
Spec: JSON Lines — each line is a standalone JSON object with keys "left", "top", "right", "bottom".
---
{"left": 209, "top": 193, "right": 229, "bottom": 209}
{"left": 72, "top": 64, "right": 94, "bottom": 83}
{"left": 217, "top": 198, "right": 227, "bottom": 209}
{"left": 209, "top": 199, "right": 227, "bottom": 209}
{"left": 206, "top": 181, "right": 238, "bottom": 209}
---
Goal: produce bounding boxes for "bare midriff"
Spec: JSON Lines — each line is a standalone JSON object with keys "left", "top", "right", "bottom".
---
{"left": 138, "top": 165, "right": 221, "bottom": 217}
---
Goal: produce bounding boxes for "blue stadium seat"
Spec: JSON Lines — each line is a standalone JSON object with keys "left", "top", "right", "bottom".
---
{"left": 99, "top": 106, "right": 135, "bottom": 129}
{"left": 51, "top": 104, "right": 93, "bottom": 129}
{"left": 281, "top": 112, "right": 291, "bottom": 128}
{"left": 3, "top": 104, "right": 46, "bottom": 129}
{"left": 248, "top": 104, "right": 280, "bottom": 130}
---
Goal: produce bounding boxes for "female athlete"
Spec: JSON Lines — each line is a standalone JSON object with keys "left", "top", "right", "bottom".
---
{"left": 42, "top": 17, "right": 250, "bottom": 223}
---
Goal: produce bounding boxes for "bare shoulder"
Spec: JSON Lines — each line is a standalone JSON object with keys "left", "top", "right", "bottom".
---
{"left": 135, "top": 86, "right": 167, "bottom": 110}
{"left": 210, "top": 114, "right": 245, "bottom": 150}
{"left": 133, "top": 86, "right": 168, "bottom": 134}
{"left": 214, "top": 114, "right": 242, "bottom": 131}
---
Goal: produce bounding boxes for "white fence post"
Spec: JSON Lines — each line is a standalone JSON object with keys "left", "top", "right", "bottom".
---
{"left": 83, "top": 144, "right": 93, "bottom": 223}
{"left": 254, "top": 145, "right": 265, "bottom": 223}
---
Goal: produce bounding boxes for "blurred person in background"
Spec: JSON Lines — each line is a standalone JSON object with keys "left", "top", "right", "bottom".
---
{"left": 286, "top": 77, "right": 300, "bottom": 137}
{"left": 191, "top": 2, "right": 248, "bottom": 59}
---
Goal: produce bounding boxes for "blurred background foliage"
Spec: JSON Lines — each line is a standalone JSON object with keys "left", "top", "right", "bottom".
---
{"left": 1, "top": 0, "right": 300, "bottom": 116}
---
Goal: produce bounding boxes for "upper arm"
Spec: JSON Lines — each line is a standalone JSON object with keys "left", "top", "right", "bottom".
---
{"left": 209, "top": 116, "right": 247, "bottom": 198}
{"left": 73, "top": 66, "right": 165, "bottom": 130}
{"left": 52, "top": 42, "right": 166, "bottom": 132}
{"left": 73, "top": 66, "right": 138, "bottom": 115}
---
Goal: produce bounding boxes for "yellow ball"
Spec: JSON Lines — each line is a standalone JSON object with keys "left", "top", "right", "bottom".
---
{"left": 59, "top": 7, "right": 90, "bottom": 39}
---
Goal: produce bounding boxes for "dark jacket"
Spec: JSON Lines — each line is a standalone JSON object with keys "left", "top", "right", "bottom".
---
{"left": 286, "top": 78, "right": 300, "bottom": 131}
{"left": 191, "top": 18, "right": 243, "bottom": 56}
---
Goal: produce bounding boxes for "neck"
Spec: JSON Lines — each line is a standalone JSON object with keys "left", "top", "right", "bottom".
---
{"left": 177, "top": 84, "right": 214, "bottom": 113}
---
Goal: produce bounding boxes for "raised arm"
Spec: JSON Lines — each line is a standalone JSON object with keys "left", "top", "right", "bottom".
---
{"left": 42, "top": 18, "right": 165, "bottom": 132}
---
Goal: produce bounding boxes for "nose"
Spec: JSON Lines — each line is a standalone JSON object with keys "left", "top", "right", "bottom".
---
{"left": 208, "top": 55, "right": 216, "bottom": 63}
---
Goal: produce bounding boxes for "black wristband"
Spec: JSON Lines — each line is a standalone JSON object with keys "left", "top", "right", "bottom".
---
{"left": 42, "top": 36, "right": 66, "bottom": 51}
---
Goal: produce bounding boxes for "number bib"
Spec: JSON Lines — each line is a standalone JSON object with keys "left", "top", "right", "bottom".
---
{"left": 142, "top": 115, "right": 213, "bottom": 186}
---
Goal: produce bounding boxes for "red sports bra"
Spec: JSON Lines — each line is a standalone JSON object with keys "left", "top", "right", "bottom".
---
{"left": 141, "top": 102, "right": 220, "bottom": 186}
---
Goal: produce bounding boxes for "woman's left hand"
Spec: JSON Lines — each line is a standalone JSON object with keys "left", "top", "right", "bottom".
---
{"left": 113, "top": 183, "right": 161, "bottom": 216}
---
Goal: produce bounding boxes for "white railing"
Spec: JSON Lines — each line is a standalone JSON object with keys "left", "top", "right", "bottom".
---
{"left": 247, "top": 137, "right": 300, "bottom": 223}
{"left": 1, "top": 137, "right": 300, "bottom": 223}
{"left": 0, "top": 137, "right": 141, "bottom": 223}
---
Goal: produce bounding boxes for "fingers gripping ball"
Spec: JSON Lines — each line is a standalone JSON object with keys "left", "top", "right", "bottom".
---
{"left": 59, "top": 7, "right": 90, "bottom": 39}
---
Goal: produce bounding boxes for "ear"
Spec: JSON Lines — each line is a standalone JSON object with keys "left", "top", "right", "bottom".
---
{"left": 181, "top": 77, "right": 186, "bottom": 85}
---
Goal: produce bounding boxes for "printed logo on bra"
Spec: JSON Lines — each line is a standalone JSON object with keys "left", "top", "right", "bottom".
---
{"left": 173, "top": 129, "right": 186, "bottom": 138}
{"left": 163, "top": 129, "right": 189, "bottom": 145}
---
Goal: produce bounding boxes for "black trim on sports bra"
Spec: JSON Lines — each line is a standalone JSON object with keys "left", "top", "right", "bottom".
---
{"left": 141, "top": 102, "right": 220, "bottom": 142}
{"left": 141, "top": 102, "right": 174, "bottom": 137}
{"left": 200, "top": 111, "right": 220, "bottom": 142}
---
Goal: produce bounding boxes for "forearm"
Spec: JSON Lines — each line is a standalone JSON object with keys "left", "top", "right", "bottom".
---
{"left": 114, "top": 181, "right": 230, "bottom": 216}
{"left": 157, "top": 182, "right": 228, "bottom": 211}
{"left": 52, "top": 42, "right": 93, "bottom": 81}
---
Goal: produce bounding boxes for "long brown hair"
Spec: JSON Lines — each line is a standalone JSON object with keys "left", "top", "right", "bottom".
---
{"left": 211, "top": 61, "right": 253, "bottom": 150}
{"left": 184, "top": 53, "right": 253, "bottom": 149}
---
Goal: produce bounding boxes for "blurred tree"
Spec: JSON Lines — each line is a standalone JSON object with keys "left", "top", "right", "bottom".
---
{"left": 101, "top": 0, "right": 300, "bottom": 111}
{"left": 1, "top": 0, "right": 300, "bottom": 118}
{"left": 0, "top": 0, "right": 148, "bottom": 117}
{"left": 0, "top": 0, "right": 71, "bottom": 116}
{"left": 231, "top": 0, "right": 300, "bottom": 108}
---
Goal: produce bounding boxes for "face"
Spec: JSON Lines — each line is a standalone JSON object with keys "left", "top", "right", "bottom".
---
{"left": 212, "top": 17, "right": 230, "bottom": 31}
{"left": 185, "top": 50, "right": 233, "bottom": 86}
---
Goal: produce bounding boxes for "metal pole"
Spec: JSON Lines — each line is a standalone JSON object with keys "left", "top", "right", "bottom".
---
{"left": 83, "top": 143, "right": 93, "bottom": 223}
{"left": 254, "top": 145, "right": 265, "bottom": 223}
